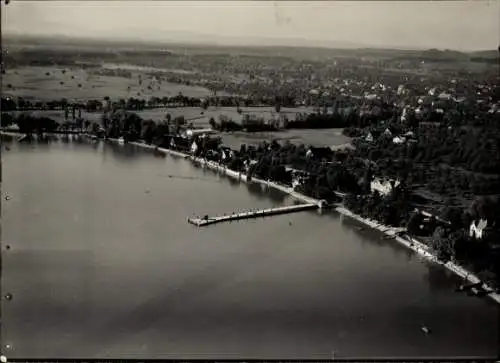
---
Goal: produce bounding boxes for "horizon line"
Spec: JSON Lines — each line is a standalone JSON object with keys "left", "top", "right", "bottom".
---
{"left": 4, "top": 32, "right": 497, "bottom": 54}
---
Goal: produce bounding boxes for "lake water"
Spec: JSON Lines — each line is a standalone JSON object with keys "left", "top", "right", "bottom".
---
{"left": 2, "top": 137, "right": 499, "bottom": 359}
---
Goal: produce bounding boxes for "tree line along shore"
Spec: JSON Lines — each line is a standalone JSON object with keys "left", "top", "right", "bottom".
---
{"left": 2, "top": 103, "right": 500, "bottom": 295}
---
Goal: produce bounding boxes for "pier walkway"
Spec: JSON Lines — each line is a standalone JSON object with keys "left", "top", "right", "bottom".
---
{"left": 187, "top": 203, "right": 318, "bottom": 227}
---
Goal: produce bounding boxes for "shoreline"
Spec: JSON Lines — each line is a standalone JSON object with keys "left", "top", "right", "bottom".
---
{"left": 112, "top": 138, "right": 500, "bottom": 304}
{"left": 5, "top": 132, "right": 499, "bottom": 305}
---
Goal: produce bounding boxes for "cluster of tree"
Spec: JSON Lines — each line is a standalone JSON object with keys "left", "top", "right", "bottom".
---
{"left": 209, "top": 117, "right": 243, "bottom": 132}
{"left": 209, "top": 141, "right": 361, "bottom": 199}
{"left": 401, "top": 101, "right": 500, "bottom": 129}
{"left": 1, "top": 112, "right": 16, "bottom": 127}
{"left": 96, "top": 113, "right": 364, "bottom": 201}
{"left": 344, "top": 182, "right": 412, "bottom": 227}
{"left": 342, "top": 127, "right": 363, "bottom": 137}
{"left": 91, "top": 68, "right": 133, "bottom": 79}
{"left": 207, "top": 114, "right": 278, "bottom": 133}
{"left": 405, "top": 196, "right": 500, "bottom": 289}
{"left": 344, "top": 120, "right": 500, "bottom": 287}
{"left": 352, "top": 123, "right": 500, "bottom": 182}
{"left": 243, "top": 123, "right": 277, "bottom": 133}
{"left": 424, "top": 167, "right": 500, "bottom": 196}
{"left": 96, "top": 109, "right": 189, "bottom": 147}
{"left": 101, "top": 110, "right": 142, "bottom": 141}
{"left": 287, "top": 113, "right": 350, "bottom": 129}
{"left": 4, "top": 48, "right": 124, "bottom": 68}
{"left": 1, "top": 97, "right": 99, "bottom": 112}
{"left": 5, "top": 113, "right": 60, "bottom": 135}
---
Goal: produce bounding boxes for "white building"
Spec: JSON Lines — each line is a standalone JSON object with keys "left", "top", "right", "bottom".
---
{"left": 186, "top": 128, "right": 216, "bottom": 138}
{"left": 392, "top": 136, "right": 406, "bottom": 144}
{"left": 438, "top": 92, "right": 452, "bottom": 101}
{"left": 292, "top": 178, "right": 302, "bottom": 190}
{"left": 4, "top": 124, "right": 20, "bottom": 131}
{"left": 244, "top": 160, "right": 257, "bottom": 173}
{"left": 469, "top": 219, "right": 488, "bottom": 240}
{"left": 400, "top": 107, "right": 408, "bottom": 123}
{"left": 220, "top": 149, "right": 235, "bottom": 161}
{"left": 370, "top": 178, "right": 400, "bottom": 196}
{"left": 190, "top": 141, "right": 198, "bottom": 154}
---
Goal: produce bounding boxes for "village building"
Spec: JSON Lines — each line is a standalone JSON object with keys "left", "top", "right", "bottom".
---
{"left": 244, "top": 159, "right": 258, "bottom": 173}
{"left": 370, "top": 178, "right": 400, "bottom": 196}
{"left": 190, "top": 140, "right": 198, "bottom": 154}
{"left": 392, "top": 136, "right": 406, "bottom": 144}
{"left": 290, "top": 170, "right": 310, "bottom": 191}
{"left": 469, "top": 219, "right": 488, "bottom": 240}
{"left": 185, "top": 128, "right": 216, "bottom": 138}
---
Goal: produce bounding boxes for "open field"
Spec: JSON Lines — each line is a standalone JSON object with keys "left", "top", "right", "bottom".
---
{"left": 131, "top": 106, "right": 317, "bottom": 126}
{"left": 2, "top": 66, "right": 217, "bottom": 101}
{"left": 219, "top": 128, "right": 350, "bottom": 149}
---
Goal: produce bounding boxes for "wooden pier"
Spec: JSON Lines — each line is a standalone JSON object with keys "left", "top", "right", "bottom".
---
{"left": 456, "top": 282, "right": 482, "bottom": 292}
{"left": 187, "top": 203, "right": 318, "bottom": 227}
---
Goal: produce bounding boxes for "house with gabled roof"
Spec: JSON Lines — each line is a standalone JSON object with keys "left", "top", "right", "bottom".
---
{"left": 469, "top": 219, "right": 488, "bottom": 240}
{"left": 370, "top": 177, "right": 400, "bottom": 196}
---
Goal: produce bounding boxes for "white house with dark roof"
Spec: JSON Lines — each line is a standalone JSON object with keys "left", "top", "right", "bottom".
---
{"left": 470, "top": 219, "right": 488, "bottom": 240}
{"left": 370, "top": 178, "right": 400, "bottom": 196}
{"left": 190, "top": 140, "right": 198, "bottom": 154}
{"left": 392, "top": 136, "right": 406, "bottom": 144}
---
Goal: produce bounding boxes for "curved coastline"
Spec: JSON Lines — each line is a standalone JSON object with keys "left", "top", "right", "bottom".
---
{"left": 4, "top": 131, "right": 500, "bottom": 305}
{"left": 125, "top": 138, "right": 500, "bottom": 305}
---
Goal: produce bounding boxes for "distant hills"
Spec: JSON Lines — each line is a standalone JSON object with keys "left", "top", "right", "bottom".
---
{"left": 4, "top": 33, "right": 498, "bottom": 60}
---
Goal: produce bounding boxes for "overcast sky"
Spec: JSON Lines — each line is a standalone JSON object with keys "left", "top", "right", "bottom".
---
{"left": 3, "top": 1, "right": 499, "bottom": 50}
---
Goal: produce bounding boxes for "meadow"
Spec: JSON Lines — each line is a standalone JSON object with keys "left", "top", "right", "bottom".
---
{"left": 3, "top": 66, "right": 216, "bottom": 101}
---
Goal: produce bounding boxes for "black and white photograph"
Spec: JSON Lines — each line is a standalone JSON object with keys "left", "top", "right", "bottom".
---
{"left": 1, "top": 0, "right": 499, "bottom": 360}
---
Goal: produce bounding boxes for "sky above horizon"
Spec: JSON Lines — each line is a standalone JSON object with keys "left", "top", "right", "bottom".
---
{"left": 3, "top": 1, "right": 499, "bottom": 51}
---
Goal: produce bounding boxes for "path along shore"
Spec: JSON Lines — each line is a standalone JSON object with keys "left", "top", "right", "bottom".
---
{"left": 4, "top": 131, "right": 499, "bottom": 305}
{"left": 116, "top": 138, "right": 500, "bottom": 304}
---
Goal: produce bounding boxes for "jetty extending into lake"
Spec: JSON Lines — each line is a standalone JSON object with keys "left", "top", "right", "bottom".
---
{"left": 187, "top": 203, "right": 318, "bottom": 227}
{"left": 86, "top": 136, "right": 500, "bottom": 305}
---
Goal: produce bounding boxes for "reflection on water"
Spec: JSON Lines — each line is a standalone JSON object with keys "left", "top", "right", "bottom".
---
{"left": 2, "top": 138, "right": 499, "bottom": 359}
{"left": 425, "top": 264, "right": 459, "bottom": 293}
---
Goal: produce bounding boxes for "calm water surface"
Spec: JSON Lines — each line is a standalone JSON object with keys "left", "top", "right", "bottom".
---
{"left": 2, "top": 137, "right": 499, "bottom": 359}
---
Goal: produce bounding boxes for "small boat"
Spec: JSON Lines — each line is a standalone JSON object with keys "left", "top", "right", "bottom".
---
{"left": 117, "top": 137, "right": 125, "bottom": 145}
{"left": 421, "top": 326, "right": 430, "bottom": 334}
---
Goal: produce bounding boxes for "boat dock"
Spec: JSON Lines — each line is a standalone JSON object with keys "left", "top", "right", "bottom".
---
{"left": 455, "top": 281, "right": 496, "bottom": 296}
{"left": 456, "top": 282, "right": 482, "bottom": 292}
{"left": 187, "top": 203, "right": 318, "bottom": 227}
